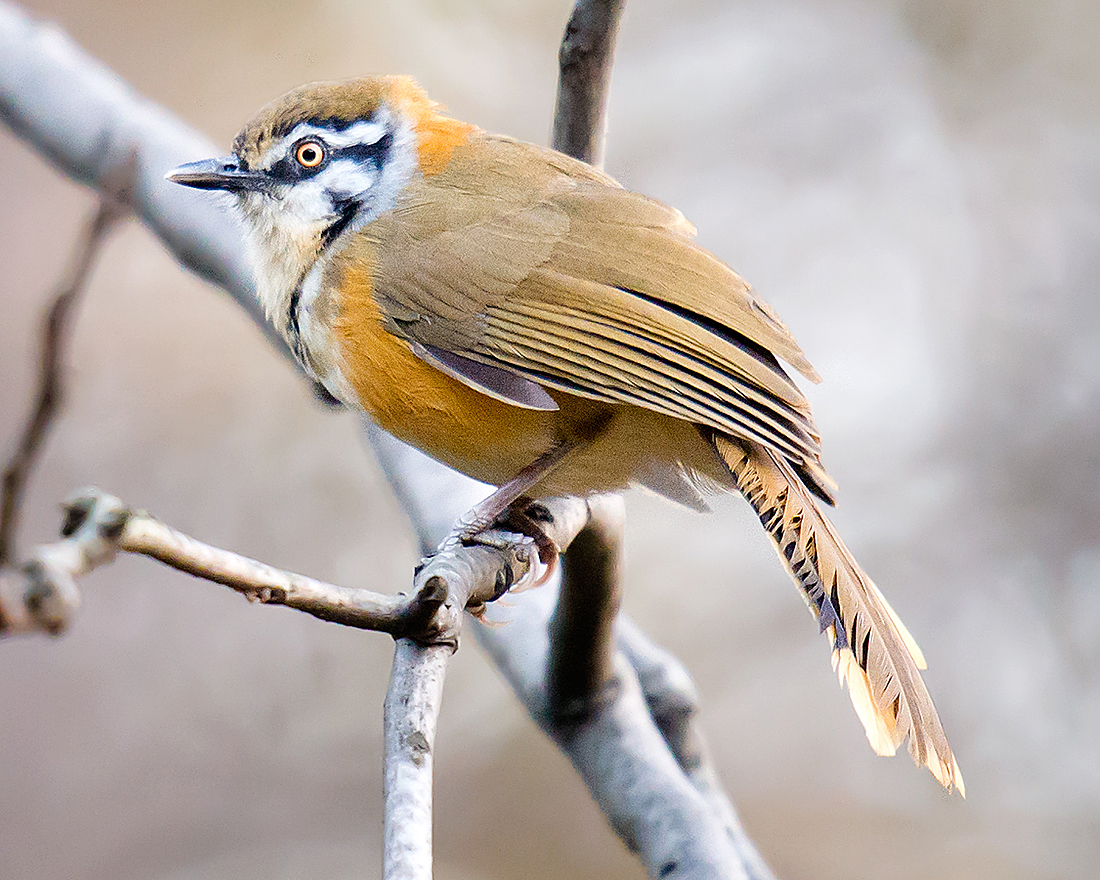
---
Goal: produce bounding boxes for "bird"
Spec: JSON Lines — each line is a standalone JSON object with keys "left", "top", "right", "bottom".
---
{"left": 167, "top": 75, "right": 963, "bottom": 794}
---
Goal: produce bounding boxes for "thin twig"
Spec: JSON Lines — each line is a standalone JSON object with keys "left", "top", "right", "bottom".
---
{"left": 551, "top": 0, "right": 627, "bottom": 168}
{"left": 0, "top": 488, "right": 590, "bottom": 642}
{"left": 0, "top": 164, "right": 130, "bottom": 567}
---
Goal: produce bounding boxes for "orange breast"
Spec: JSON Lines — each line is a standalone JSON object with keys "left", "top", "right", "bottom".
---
{"left": 329, "top": 245, "right": 558, "bottom": 486}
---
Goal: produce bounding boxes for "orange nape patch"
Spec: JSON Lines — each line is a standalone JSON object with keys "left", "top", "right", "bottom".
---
{"left": 387, "top": 77, "right": 475, "bottom": 176}
{"left": 329, "top": 244, "right": 556, "bottom": 485}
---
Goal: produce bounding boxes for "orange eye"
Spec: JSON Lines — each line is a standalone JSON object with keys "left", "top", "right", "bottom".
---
{"left": 295, "top": 141, "right": 325, "bottom": 168}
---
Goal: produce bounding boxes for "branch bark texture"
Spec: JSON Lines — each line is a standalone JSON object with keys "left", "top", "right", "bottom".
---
{"left": 552, "top": 0, "right": 626, "bottom": 168}
{"left": 384, "top": 639, "right": 449, "bottom": 880}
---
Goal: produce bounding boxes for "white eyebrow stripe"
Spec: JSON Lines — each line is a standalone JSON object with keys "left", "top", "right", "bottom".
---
{"left": 289, "top": 119, "right": 389, "bottom": 148}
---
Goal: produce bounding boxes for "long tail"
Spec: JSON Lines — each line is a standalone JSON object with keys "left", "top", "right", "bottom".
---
{"left": 711, "top": 434, "right": 964, "bottom": 795}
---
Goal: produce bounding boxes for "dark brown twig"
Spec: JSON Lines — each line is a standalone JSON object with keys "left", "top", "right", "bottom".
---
{"left": 551, "top": 0, "right": 627, "bottom": 168}
{"left": 547, "top": 494, "right": 624, "bottom": 721}
{"left": 0, "top": 158, "right": 132, "bottom": 567}
{"left": 546, "top": 0, "right": 629, "bottom": 725}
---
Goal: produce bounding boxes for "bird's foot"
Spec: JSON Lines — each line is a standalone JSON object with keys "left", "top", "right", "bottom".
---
{"left": 433, "top": 496, "right": 560, "bottom": 601}
{"left": 489, "top": 498, "right": 560, "bottom": 589}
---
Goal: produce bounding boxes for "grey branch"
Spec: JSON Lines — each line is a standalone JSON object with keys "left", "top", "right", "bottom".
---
{"left": 0, "top": 2, "right": 280, "bottom": 349}
{"left": 0, "top": 487, "right": 590, "bottom": 645}
{"left": 0, "top": 1, "right": 774, "bottom": 877}
{"left": 381, "top": 496, "right": 591, "bottom": 880}
{"left": 384, "top": 640, "right": 449, "bottom": 880}
{"left": 478, "top": 592, "right": 755, "bottom": 879}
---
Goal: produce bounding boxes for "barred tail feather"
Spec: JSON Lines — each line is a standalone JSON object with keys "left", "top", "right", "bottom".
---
{"left": 711, "top": 434, "right": 964, "bottom": 795}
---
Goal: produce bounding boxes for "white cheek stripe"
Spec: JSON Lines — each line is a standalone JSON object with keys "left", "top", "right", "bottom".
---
{"left": 315, "top": 159, "right": 377, "bottom": 199}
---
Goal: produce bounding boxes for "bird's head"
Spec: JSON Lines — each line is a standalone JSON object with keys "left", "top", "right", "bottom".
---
{"left": 166, "top": 76, "right": 473, "bottom": 324}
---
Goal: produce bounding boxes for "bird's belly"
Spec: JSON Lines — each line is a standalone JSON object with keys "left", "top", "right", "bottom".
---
{"left": 331, "top": 315, "right": 699, "bottom": 496}
{"left": 363, "top": 369, "right": 562, "bottom": 489}
{"left": 360, "top": 378, "right": 701, "bottom": 500}
{"left": 325, "top": 260, "right": 718, "bottom": 497}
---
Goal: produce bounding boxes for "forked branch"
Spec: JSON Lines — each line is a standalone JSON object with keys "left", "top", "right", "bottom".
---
{"left": 0, "top": 487, "right": 588, "bottom": 644}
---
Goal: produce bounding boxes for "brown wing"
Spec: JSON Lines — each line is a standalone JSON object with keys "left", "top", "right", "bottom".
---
{"left": 363, "top": 134, "right": 826, "bottom": 470}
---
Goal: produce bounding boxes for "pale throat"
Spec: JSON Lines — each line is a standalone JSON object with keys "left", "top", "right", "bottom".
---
{"left": 241, "top": 208, "right": 326, "bottom": 338}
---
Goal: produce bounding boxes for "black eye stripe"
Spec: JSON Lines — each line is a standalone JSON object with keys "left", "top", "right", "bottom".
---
{"left": 332, "top": 131, "right": 393, "bottom": 167}
{"left": 266, "top": 130, "right": 394, "bottom": 183}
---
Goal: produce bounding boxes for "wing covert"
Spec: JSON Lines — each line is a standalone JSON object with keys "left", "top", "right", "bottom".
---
{"left": 361, "top": 135, "right": 826, "bottom": 469}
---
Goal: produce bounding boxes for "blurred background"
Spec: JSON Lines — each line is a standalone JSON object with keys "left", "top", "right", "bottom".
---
{"left": 2, "top": 0, "right": 1098, "bottom": 877}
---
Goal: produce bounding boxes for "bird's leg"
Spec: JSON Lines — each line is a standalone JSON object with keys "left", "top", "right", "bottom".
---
{"left": 439, "top": 438, "right": 579, "bottom": 552}
{"left": 435, "top": 414, "right": 612, "bottom": 595}
{"left": 476, "top": 498, "right": 564, "bottom": 596}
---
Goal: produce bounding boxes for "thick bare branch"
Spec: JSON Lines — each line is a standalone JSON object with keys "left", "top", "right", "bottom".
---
{"left": 383, "top": 639, "right": 449, "bottom": 880}
{"left": 380, "top": 496, "right": 591, "bottom": 880}
{"left": 0, "top": 2, "right": 279, "bottom": 347}
{"left": 552, "top": 0, "right": 627, "bottom": 167}
{"left": 618, "top": 619, "right": 777, "bottom": 880}
{"left": 477, "top": 586, "right": 755, "bottom": 880}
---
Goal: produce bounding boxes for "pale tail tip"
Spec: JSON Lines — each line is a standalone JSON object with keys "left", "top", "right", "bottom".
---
{"left": 927, "top": 752, "right": 965, "bottom": 797}
{"left": 946, "top": 758, "right": 966, "bottom": 798}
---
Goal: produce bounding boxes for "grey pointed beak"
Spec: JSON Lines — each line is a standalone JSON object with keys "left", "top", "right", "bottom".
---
{"left": 165, "top": 156, "right": 267, "bottom": 192}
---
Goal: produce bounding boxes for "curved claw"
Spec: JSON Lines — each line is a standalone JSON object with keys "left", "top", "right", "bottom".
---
{"left": 511, "top": 546, "right": 559, "bottom": 592}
